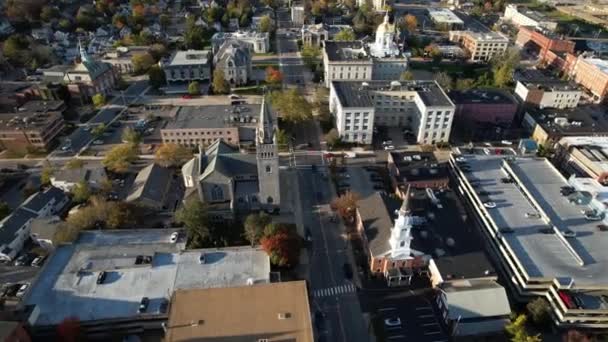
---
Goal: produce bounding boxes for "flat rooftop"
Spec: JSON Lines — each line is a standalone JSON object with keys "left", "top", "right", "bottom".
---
{"left": 582, "top": 56, "right": 608, "bottom": 74}
{"left": 24, "top": 230, "right": 270, "bottom": 326}
{"left": 458, "top": 154, "right": 608, "bottom": 286}
{"left": 163, "top": 104, "right": 261, "bottom": 130}
{"left": 457, "top": 30, "right": 508, "bottom": 42}
{"left": 332, "top": 80, "right": 453, "bottom": 108}
{"left": 515, "top": 69, "right": 580, "bottom": 92}
{"left": 0, "top": 111, "right": 62, "bottom": 131}
{"left": 526, "top": 106, "right": 608, "bottom": 136}
{"left": 428, "top": 8, "right": 464, "bottom": 24}
{"left": 448, "top": 89, "right": 517, "bottom": 105}
{"left": 166, "top": 281, "right": 313, "bottom": 342}
{"left": 324, "top": 40, "right": 370, "bottom": 62}
{"left": 166, "top": 50, "right": 210, "bottom": 66}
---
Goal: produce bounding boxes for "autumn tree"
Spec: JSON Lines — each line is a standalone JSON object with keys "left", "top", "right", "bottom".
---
{"left": 71, "top": 181, "right": 91, "bottom": 204}
{"left": 334, "top": 29, "right": 356, "bottom": 41}
{"left": 122, "top": 127, "right": 142, "bottom": 145}
{"left": 404, "top": 14, "right": 418, "bottom": 32}
{"left": 155, "top": 143, "right": 193, "bottom": 167}
{"left": 176, "top": 199, "right": 211, "bottom": 248}
{"left": 434, "top": 72, "right": 453, "bottom": 91}
{"left": 265, "top": 66, "right": 283, "bottom": 86}
{"left": 91, "top": 123, "right": 106, "bottom": 138}
{"left": 244, "top": 212, "right": 271, "bottom": 246}
{"left": 505, "top": 314, "right": 541, "bottom": 342}
{"left": 400, "top": 71, "right": 414, "bottom": 81}
{"left": 526, "top": 298, "right": 551, "bottom": 329}
{"left": 331, "top": 191, "right": 360, "bottom": 223}
{"left": 212, "top": 69, "right": 230, "bottom": 94}
{"left": 260, "top": 223, "right": 301, "bottom": 267}
{"left": 41, "top": 166, "right": 53, "bottom": 185}
{"left": 103, "top": 144, "right": 137, "bottom": 173}
{"left": 188, "top": 81, "right": 201, "bottom": 95}
{"left": 65, "top": 158, "right": 84, "bottom": 170}
{"left": 184, "top": 15, "right": 205, "bottom": 49}
{"left": 259, "top": 15, "right": 273, "bottom": 33}
{"left": 92, "top": 94, "right": 106, "bottom": 108}
{"left": 132, "top": 52, "right": 156, "bottom": 74}
{"left": 269, "top": 89, "right": 313, "bottom": 124}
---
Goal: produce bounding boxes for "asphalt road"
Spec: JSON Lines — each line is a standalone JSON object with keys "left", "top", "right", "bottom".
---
{"left": 276, "top": 9, "right": 310, "bottom": 87}
{"left": 297, "top": 168, "right": 369, "bottom": 342}
{"left": 0, "top": 265, "right": 39, "bottom": 285}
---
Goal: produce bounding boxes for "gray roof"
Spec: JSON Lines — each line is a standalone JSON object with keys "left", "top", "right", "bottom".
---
{"left": 166, "top": 50, "right": 211, "bottom": 67}
{"left": 163, "top": 104, "right": 261, "bottom": 130}
{"left": 527, "top": 106, "right": 608, "bottom": 137}
{"left": 358, "top": 192, "right": 401, "bottom": 257}
{"left": 448, "top": 89, "right": 518, "bottom": 105}
{"left": 324, "top": 41, "right": 370, "bottom": 62}
{"left": 200, "top": 141, "right": 257, "bottom": 180}
{"left": 441, "top": 280, "right": 511, "bottom": 319}
{"left": 461, "top": 154, "right": 608, "bottom": 286}
{"left": 0, "top": 208, "right": 37, "bottom": 246}
{"left": 25, "top": 230, "right": 270, "bottom": 325}
{"left": 21, "top": 187, "right": 67, "bottom": 213}
{"left": 332, "top": 80, "right": 454, "bottom": 108}
{"left": 52, "top": 168, "right": 106, "bottom": 185}
{"left": 514, "top": 69, "right": 580, "bottom": 92}
{"left": 214, "top": 41, "right": 250, "bottom": 68}
{"left": 126, "top": 164, "right": 172, "bottom": 206}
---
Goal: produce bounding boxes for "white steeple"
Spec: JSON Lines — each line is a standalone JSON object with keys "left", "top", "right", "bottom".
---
{"left": 388, "top": 186, "right": 414, "bottom": 258}
{"left": 370, "top": 13, "right": 400, "bottom": 58}
{"left": 78, "top": 39, "right": 90, "bottom": 63}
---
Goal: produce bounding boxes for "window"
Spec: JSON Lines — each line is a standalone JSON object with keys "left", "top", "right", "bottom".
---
{"left": 266, "top": 165, "right": 272, "bottom": 173}
{"left": 267, "top": 196, "right": 274, "bottom": 204}
{"left": 211, "top": 185, "right": 223, "bottom": 201}
{"left": 400, "top": 241, "right": 405, "bottom": 247}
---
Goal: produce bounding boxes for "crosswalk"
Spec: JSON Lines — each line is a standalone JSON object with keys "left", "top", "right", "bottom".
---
{"left": 313, "top": 284, "right": 357, "bottom": 297}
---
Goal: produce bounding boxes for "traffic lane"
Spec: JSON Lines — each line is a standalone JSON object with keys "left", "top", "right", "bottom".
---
{"left": 0, "top": 265, "right": 40, "bottom": 284}
{"left": 123, "top": 80, "right": 149, "bottom": 96}
{"left": 89, "top": 106, "right": 122, "bottom": 125}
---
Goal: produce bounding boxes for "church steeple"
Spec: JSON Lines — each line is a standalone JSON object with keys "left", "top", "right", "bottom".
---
{"left": 78, "top": 39, "right": 90, "bottom": 63}
{"left": 388, "top": 185, "right": 414, "bottom": 259}
{"left": 258, "top": 96, "right": 274, "bottom": 145}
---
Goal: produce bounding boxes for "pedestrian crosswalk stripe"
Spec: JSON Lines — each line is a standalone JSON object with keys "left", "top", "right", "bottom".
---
{"left": 313, "top": 284, "right": 356, "bottom": 297}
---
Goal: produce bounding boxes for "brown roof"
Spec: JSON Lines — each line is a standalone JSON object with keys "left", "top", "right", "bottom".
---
{"left": 165, "top": 281, "right": 314, "bottom": 342}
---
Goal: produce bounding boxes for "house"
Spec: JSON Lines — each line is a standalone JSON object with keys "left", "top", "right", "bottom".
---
{"left": 181, "top": 98, "right": 280, "bottom": 219}
{"left": 126, "top": 164, "right": 173, "bottom": 210}
{"left": 251, "top": 6, "right": 275, "bottom": 30}
{"left": 301, "top": 24, "right": 353, "bottom": 48}
{"left": 213, "top": 41, "right": 251, "bottom": 86}
{"left": 211, "top": 31, "right": 270, "bottom": 54}
{"left": 50, "top": 167, "right": 107, "bottom": 192}
{"left": 0, "top": 187, "right": 69, "bottom": 260}
{"left": 165, "top": 281, "right": 313, "bottom": 342}
{"left": 162, "top": 50, "right": 211, "bottom": 87}
{"left": 437, "top": 280, "right": 511, "bottom": 340}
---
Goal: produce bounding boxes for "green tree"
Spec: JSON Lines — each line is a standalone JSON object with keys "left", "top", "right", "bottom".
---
{"left": 176, "top": 199, "right": 211, "bottom": 248}
{"left": 132, "top": 52, "right": 156, "bottom": 74}
{"left": 59, "top": 19, "right": 73, "bottom": 31}
{"left": 148, "top": 65, "right": 166, "bottom": 89}
{"left": 122, "top": 127, "right": 142, "bottom": 145}
{"left": 259, "top": 15, "right": 273, "bottom": 33}
{"left": 301, "top": 45, "right": 321, "bottom": 70}
{"left": 434, "top": 72, "right": 453, "bottom": 90}
{"left": 184, "top": 15, "right": 205, "bottom": 49}
{"left": 325, "top": 128, "right": 340, "bottom": 147}
{"left": 71, "top": 181, "right": 91, "bottom": 204}
{"left": 275, "top": 128, "right": 289, "bottom": 151}
{"left": 269, "top": 89, "right": 313, "bottom": 124}
{"left": 92, "top": 94, "right": 106, "bottom": 108}
{"left": 506, "top": 314, "right": 542, "bottom": 342}
{"left": 103, "top": 144, "right": 137, "bottom": 173}
{"left": 243, "top": 212, "right": 271, "bottom": 246}
{"left": 212, "top": 69, "right": 230, "bottom": 94}
{"left": 188, "top": 81, "right": 201, "bottom": 95}
{"left": 0, "top": 202, "right": 10, "bottom": 221}
{"left": 526, "top": 298, "right": 551, "bottom": 329}
{"left": 41, "top": 166, "right": 53, "bottom": 185}
{"left": 2, "top": 34, "right": 30, "bottom": 65}
{"left": 159, "top": 13, "right": 170, "bottom": 30}
{"left": 155, "top": 143, "right": 193, "bottom": 167}
{"left": 91, "top": 123, "right": 106, "bottom": 138}
{"left": 400, "top": 71, "right": 414, "bottom": 81}
{"left": 491, "top": 48, "right": 520, "bottom": 88}
{"left": 334, "top": 29, "right": 356, "bottom": 41}
{"left": 40, "top": 5, "right": 59, "bottom": 22}
{"left": 455, "top": 78, "right": 475, "bottom": 90}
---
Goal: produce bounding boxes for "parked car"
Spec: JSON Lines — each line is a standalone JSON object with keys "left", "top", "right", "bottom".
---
{"left": 92, "top": 140, "right": 104, "bottom": 145}
{"left": 170, "top": 232, "right": 179, "bottom": 243}
{"left": 483, "top": 202, "right": 497, "bottom": 209}
{"left": 138, "top": 297, "right": 150, "bottom": 313}
{"left": 14, "top": 254, "right": 33, "bottom": 266}
{"left": 597, "top": 224, "right": 608, "bottom": 232}
{"left": 97, "top": 271, "right": 107, "bottom": 284}
{"left": 561, "top": 229, "right": 577, "bottom": 238}
{"left": 539, "top": 227, "right": 554, "bottom": 234}
{"left": 159, "top": 298, "right": 169, "bottom": 313}
{"left": 15, "top": 284, "right": 28, "bottom": 298}
{"left": 31, "top": 256, "right": 46, "bottom": 267}
{"left": 498, "top": 227, "right": 514, "bottom": 234}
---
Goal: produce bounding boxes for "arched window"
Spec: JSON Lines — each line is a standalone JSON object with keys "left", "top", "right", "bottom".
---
{"left": 267, "top": 196, "right": 273, "bottom": 204}
{"left": 211, "top": 185, "right": 223, "bottom": 201}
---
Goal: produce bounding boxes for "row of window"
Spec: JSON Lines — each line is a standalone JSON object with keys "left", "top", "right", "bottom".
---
{"left": 164, "top": 137, "right": 232, "bottom": 143}
{"left": 343, "top": 133, "right": 368, "bottom": 141}
{"left": 345, "top": 119, "right": 369, "bottom": 125}
{"left": 344, "top": 112, "right": 371, "bottom": 118}
{"left": 164, "top": 131, "right": 233, "bottom": 137}
{"left": 345, "top": 125, "right": 369, "bottom": 131}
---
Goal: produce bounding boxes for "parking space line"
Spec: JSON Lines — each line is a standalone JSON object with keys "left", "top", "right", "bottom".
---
{"left": 424, "top": 331, "right": 442, "bottom": 335}
{"left": 387, "top": 335, "right": 406, "bottom": 340}
{"left": 415, "top": 306, "right": 432, "bottom": 311}
{"left": 378, "top": 307, "right": 397, "bottom": 312}
{"left": 422, "top": 322, "right": 438, "bottom": 327}
{"left": 418, "top": 314, "right": 435, "bottom": 318}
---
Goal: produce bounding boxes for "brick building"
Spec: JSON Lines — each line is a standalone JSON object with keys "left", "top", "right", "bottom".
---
{"left": 514, "top": 69, "right": 581, "bottom": 109}
{"left": 516, "top": 26, "right": 574, "bottom": 61}
{"left": 387, "top": 151, "right": 449, "bottom": 196}
{"left": 567, "top": 53, "right": 608, "bottom": 103}
{"left": 0, "top": 101, "right": 66, "bottom": 152}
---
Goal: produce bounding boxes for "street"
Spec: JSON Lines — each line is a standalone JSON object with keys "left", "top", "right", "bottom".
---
{"left": 297, "top": 167, "right": 370, "bottom": 342}
{"left": 276, "top": 9, "right": 311, "bottom": 88}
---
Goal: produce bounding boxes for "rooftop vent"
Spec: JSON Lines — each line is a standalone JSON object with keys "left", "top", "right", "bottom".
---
{"left": 246, "top": 277, "right": 254, "bottom": 285}
{"left": 277, "top": 312, "right": 291, "bottom": 320}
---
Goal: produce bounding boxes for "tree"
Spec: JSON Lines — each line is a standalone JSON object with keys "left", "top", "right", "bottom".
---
{"left": 155, "top": 143, "right": 193, "bottom": 167}
{"left": 71, "top": 181, "right": 91, "bottom": 204}
{"left": 243, "top": 212, "right": 271, "bottom": 246}
{"left": 184, "top": 15, "right": 205, "bottom": 49}
{"left": 0, "top": 202, "right": 11, "bottom": 221}
{"left": 176, "top": 199, "right": 211, "bottom": 248}
{"left": 491, "top": 48, "right": 520, "bottom": 88}
{"left": 301, "top": 45, "right": 321, "bottom": 70}
{"left": 455, "top": 78, "right": 475, "bottom": 90}
{"left": 122, "top": 127, "right": 142, "bottom": 145}
{"left": 331, "top": 190, "right": 361, "bottom": 223}
{"left": 212, "top": 69, "right": 230, "bottom": 94}
{"left": 106, "top": 201, "right": 137, "bottom": 229}
{"left": 148, "top": 65, "right": 166, "bottom": 89}
{"left": 41, "top": 166, "right": 53, "bottom": 185}
{"left": 434, "top": 72, "right": 453, "bottom": 91}
{"left": 404, "top": 14, "right": 418, "bottom": 32}
{"left": 269, "top": 89, "right": 313, "bottom": 124}
{"left": 112, "top": 13, "right": 128, "bottom": 29}
{"left": 40, "top": 5, "right": 59, "bottom": 22}
{"left": 334, "top": 29, "right": 356, "bottom": 41}
{"left": 159, "top": 14, "right": 170, "bottom": 30}
{"left": 91, "top": 123, "right": 106, "bottom": 138}
{"left": 132, "top": 52, "right": 156, "bottom": 74}
{"left": 325, "top": 128, "right": 340, "bottom": 147}
{"left": 188, "top": 81, "right": 200, "bottom": 95}
{"left": 260, "top": 223, "right": 301, "bottom": 267}
{"left": 265, "top": 66, "right": 283, "bottom": 86}
{"left": 400, "top": 71, "right": 414, "bottom": 81}
{"left": 103, "top": 144, "right": 137, "bottom": 173}
{"left": 526, "top": 298, "right": 551, "bottom": 328}
{"left": 2, "top": 34, "right": 30, "bottom": 65}
{"left": 259, "top": 15, "right": 273, "bottom": 33}
{"left": 505, "top": 314, "right": 542, "bottom": 342}
{"left": 275, "top": 128, "right": 289, "bottom": 150}
{"left": 92, "top": 94, "right": 106, "bottom": 108}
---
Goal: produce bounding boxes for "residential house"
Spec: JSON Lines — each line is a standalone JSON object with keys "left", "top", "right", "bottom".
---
{"left": 126, "top": 164, "right": 173, "bottom": 210}
{"left": 50, "top": 167, "right": 108, "bottom": 192}
{"left": 211, "top": 31, "right": 270, "bottom": 54}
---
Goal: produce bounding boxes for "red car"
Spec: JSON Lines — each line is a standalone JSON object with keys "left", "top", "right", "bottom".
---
{"left": 182, "top": 94, "right": 192, "bottom": 99}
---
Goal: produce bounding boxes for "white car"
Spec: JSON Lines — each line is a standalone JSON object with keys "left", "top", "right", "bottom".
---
{"left": 455, "top": 156, "right": 466, "bottom": 162}
{"left": 501, "top": 140, "right": 513, "bottom": 145}
{"left": 16, "top": 284, "right": 28, "bottom": 297}
{"left": 384, "top": 317, "right": 401, "bottom": 327}
{"left": 170, "top": 232, "right": 179, "bottom": 243}
{"left": 384, "top": 145, "right": 395, "bottom": 151}
{"left": 483, "top": 202, "right": 497, "bottom": 209}
{"left": 92, "top": 140, "right": 104, "bottom": 145}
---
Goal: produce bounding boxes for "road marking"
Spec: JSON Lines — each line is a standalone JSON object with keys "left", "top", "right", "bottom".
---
{"left": 415, "top": 306, "right": 432, "bottom": 311}
{"left": 378, "top": 307, "right": 397, "bottom": 312}
{"left": 424, "top": 331, "right": 442, "bottom": 335}
{"left": 387, "top": 335, "right": 406, "bottom": 340}
{"left": 418, "top": 314, "right": 435, "bottom": 318}
{"left": 313, "top": 284, "right": 356, "bottom": 298}
{"left": 422, "top": 323, "right": 438, "bottom": 327}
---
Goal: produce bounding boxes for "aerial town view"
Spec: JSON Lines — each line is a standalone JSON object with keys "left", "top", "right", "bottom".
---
{"left": 2, "top": 0, "right": 608, "bottom": 341}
